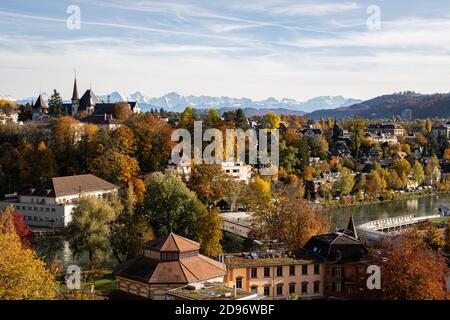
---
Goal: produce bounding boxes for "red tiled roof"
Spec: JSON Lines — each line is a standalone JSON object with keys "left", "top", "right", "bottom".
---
{"left": 143, "top": 232, "right": 200, "bottom": 253}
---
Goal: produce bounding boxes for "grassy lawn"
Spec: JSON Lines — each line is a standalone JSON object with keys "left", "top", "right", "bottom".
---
{"left": 431, "top": 217, "right": 450, "bottom": 225}
{"left": 93, "top": 270, "right": 117, "bottom": 294}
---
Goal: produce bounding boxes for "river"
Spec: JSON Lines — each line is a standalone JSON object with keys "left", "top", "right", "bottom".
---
{"left": 328, "top": 194, "right": 450, "bottom": 229}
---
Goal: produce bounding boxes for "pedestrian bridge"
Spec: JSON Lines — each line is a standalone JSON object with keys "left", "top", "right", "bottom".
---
{"left": 356, "top": 214, "right": 440, "bottom": 242}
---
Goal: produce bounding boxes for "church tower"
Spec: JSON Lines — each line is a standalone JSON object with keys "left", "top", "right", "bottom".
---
{"left": 71, "top": 72, "right": 79, "bottom": 116}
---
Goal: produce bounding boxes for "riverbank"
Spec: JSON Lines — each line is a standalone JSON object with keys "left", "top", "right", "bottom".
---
{"left": 326, "top": 193, "right": 450, "bottom": 229}
{"left": 323, "top": 190, "right": 450, "bottom": 210}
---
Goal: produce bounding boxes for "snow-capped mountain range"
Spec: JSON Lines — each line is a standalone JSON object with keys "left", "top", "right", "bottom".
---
{"left": 6, "top": 91, "right": 361, "bottom": 113}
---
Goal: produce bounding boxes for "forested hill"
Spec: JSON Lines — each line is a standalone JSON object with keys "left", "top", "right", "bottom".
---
{"left": 305, "top": 92, "right": 450, "bottom": 120}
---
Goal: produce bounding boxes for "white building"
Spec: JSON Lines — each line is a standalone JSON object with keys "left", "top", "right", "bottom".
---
{"left": 167, "top": 160, "right": 192, "bottom": 181}
{"left": 0, "top": 174, "right": 118, "bottom": 229}
{"left": 221, "top": 161, "right": 252, "bottom": 184}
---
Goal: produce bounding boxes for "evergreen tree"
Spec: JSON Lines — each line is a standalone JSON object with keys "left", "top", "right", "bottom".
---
{"left": 48, "top": 89, "right": 66, "bottom": 118}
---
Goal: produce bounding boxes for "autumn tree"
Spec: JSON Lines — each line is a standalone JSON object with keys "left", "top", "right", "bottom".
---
{"left": 0, "top": 208, "right": 56, "bottom": 300}
{"left": 189, "top": 164, "right": 229, "bottom": 208}
{"left": 249, "top": 183, "right": 328, "bottom": 250}
{"left": 112, "top": 102, "right": 132, "bottom": 120}
{"left": 392, "top": 158, "right": 412, "bottom": 188}
{"left": 332, "top": 168, "right": 355, "bottom": 196}
{"left": 444, "top": 222, "right": 450, "bottom": 253}
{"left": 411, "top": 160, "right": 425, "bottom": 186}
{"left": 66, "top": 196, "right": 120, "bottom": 268}
{"left": 144, "top": 171, "right": 205, "bottom": 239}
{"left": 125, "top": 113, "right": 173, "bottom": 173}
{"left": 262, "top": 112, "right": 280, "bottom": 129}
{"left": 197, "top": 208, "right": 223, "bottom": 256}
{"left": 371, "top": 231, "right": 448, "bottom": 300}
{"left": 424, "top": 224, "right": 444, "bottom": 250}
{"left": 90, "top": 151, "right": 140, "bottom": 188}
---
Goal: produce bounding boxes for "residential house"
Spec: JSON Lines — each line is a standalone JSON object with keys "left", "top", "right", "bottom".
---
{"left": 367, "top": 123, "right": 404, "bottom": 137}
{"left": 432, "top": 122, "right": 450, "bottom": 141}
{"left": 221, "top": 161, "right": 252, "bottom": 184}
{"left": 0, "top": 174, "right": 118, "bottom": 228}
{"left": 302, "top": 217, "right": 369, "bottom": 299}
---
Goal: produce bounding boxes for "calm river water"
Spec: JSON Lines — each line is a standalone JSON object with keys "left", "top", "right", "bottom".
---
{"left": 328, "top": 194, "right": 450, "bottom": 229}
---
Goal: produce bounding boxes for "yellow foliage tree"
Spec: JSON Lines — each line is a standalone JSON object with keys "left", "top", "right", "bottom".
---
{"left": 0, "top": 232, "right": 57, "bottom": 300}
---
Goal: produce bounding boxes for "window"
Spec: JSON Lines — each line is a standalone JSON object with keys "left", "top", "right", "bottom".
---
{"left": 336, "top": 251, "right": 342, "bottom": 260}
{"left": 264, "top": 267, "right": 270, "bottom": 278}
{"left": 236, "top": 278, "right": 242, "bottom": 289}
{"left": 27, "top": 216, "right": 32, "bottom": 221}
{"left": 289, "top": 265, "right": 295, "bottom": 276}
{"left": 161, "top": 252, "right": 178, "bottom": 261}
{"left": 301, "top": 265, "right": 308, "bottom": 275}
{"left": 251, "top": 286, "right": 258, "bottom": 294}
{"left": 334, "top": 267, "right": 342, "bottom": 277}
{"left": 289, "top": 283, "right": 296, "bottom": 295}
{"left": 314, "top": 281, "right": 320, "bottom": 294}
{"left": 335, "top": 283, "right": 342, "bottom": 293}
{"left": 301, "top": 282, "right": 308, "bottom": 295}
{"left": 263, "top": 286, "right": 270, "bottom": 296}
{"left": 314, "top": 264, "right": 320, "bottom": 275}
{"left": 276, "top": 284, "right": 283, "bottom": 296}
{"left": 33, "top": 216, "right": 37, "bottom": 221}
{"left": 251, "top": 267, "right": 257, "bottom": 278}
{"left": 276, "top": 266, "right": 283, "bottom": 277}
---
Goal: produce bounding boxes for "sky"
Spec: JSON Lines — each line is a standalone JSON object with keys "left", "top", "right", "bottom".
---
{"left": 1, "top": 0, "right": 450, "bottom": 101}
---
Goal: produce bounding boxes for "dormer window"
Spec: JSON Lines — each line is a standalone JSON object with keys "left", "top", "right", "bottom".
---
{"left": 161, "top": 252, "right": 179, "bottom": 261}
{"left": 336, "top": 251, "right": 342, "bottom": 260}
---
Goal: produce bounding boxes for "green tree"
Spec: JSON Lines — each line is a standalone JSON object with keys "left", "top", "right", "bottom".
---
{"left": 348, "top": 118, "right": 367, "bottom": 159}
{"left": 48, "top": 89, "right": 66, "bottom": 118}
{"left": 333, "top": 168, "right": 355, "bottom": 196}
{"left": 109, "top": 185, "right": 153, "bottom": 263}
{"left": 279, "top": 140, "right": 298, "bottom": 174}
{"left": 144, "top": 171, "right": 205, "bottom": 239}
{"left": 66, "top": 196, "right": 120, "bottom": 268}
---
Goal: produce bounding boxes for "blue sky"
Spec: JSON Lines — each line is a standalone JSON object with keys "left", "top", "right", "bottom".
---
{"left": 1, "top": 0, "right": 450, "bottom": 101}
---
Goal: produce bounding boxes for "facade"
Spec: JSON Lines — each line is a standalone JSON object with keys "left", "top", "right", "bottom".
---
{"left": 224, "top": 252, "right": 324, "bottom": 300}
{"left": 221, "top": 161, "right": 252, "bottom": 184}
{"left": 432, "top": 122, "right": 450, "bottom": 141}
{"left": 302, "top": 217, "right": 368, "bottom": 299}
{"left": 115, "top": 233, "right": 228, "bottom": 300}
{"left": 32, "top": 94, "right": 49, "bottom": 120}
{"left": 367, "top": 123, "right": 404, "bottom": 137}
{"left": 0, "top": 174, "right": 118, "bottom": 228}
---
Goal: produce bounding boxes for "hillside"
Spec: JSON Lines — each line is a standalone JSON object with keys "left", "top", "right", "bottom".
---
{"left": 305, "top": 92, "right": 450, "bottom": 120}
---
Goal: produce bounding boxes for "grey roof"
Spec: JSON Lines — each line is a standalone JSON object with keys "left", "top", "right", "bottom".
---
{"left": 72, "top": 77, "right": 79, "bottom": 101}
{"left": 33, "top": 94, "right": 48, "bottom": 110}
{"left": 19, "top": 174, "right": 118, "bottom": 198}
{"left": 79, "top": 89, "right": 100, "bottom": 111}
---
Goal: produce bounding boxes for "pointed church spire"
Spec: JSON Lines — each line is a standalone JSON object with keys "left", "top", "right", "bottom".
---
{"left": 345, "top": 216, "right": 358, "bottom": 239}
{"left": 72, "top": 70, "right": 79, "bottom": 101}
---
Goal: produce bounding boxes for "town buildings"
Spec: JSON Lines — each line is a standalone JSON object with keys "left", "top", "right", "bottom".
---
{"left": 224, "top": 251, "right": 324, "bottom": 300}
{"left": 432, "top": 122, "right": 450, "bottom": 141}
{"left": 115, "top": 233, "right": 231, "bottom": 300}
{"left": 220, "top": 161, "right": 252, "bottom": 184}
{"left": 367, "top": 123, "right": 405, "bottom": 137}
{"left": 0, "top": 174, "right": 118, "bottom": 228}
{"left": 302, "top": 217, "right": 368, "bottom": 299}
{"left": 31, "top": 76, "right": 140, "bottom": 123}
